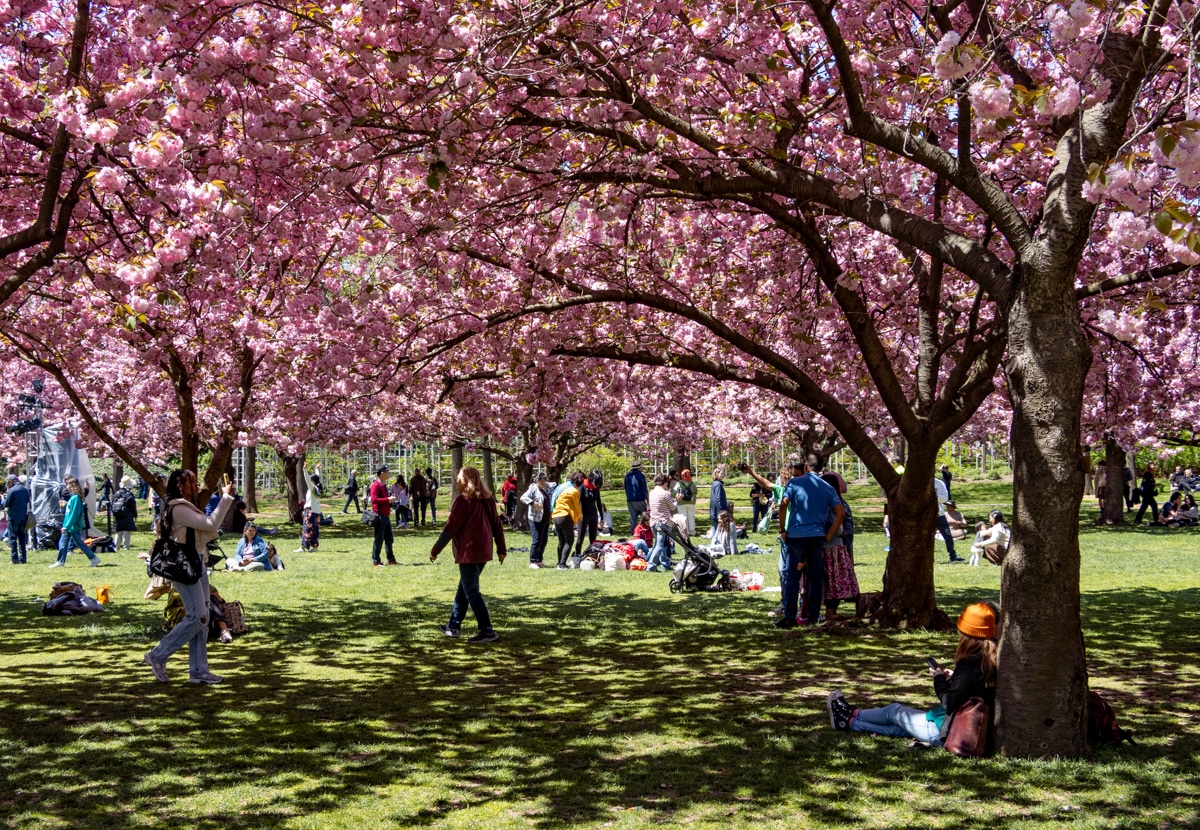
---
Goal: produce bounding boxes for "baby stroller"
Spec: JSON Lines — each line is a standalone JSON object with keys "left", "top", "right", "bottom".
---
{"left": 665, "top": 525, "right": 732, "bottom": 593}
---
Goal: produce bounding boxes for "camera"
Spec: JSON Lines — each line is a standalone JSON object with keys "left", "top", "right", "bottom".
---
{"left": 5, "top": 418, "right": 40, "bottom": 435}
{"left": 738, "top": 462, "right": 749, "bottom": 473}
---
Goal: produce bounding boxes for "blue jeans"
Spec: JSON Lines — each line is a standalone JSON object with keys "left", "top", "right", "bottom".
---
{"left": 646, "top": 524, "right": 672, "bottom": 570}
{"left": 936, "top": 515, "right": 958, "bottom": 558}
{"left": 783, "top": 536, "right": 824, "bottom": 624}
{"left": 630, "top": 539, "right": 649, "bottom": 557}
{"left": 627, "top": 500, "right": 647, "bottom": 528}
{"left": 449, "top": 563, "right": 492, "bottom": 632}
{"left": 850, "top": 703, "right": 941, "bottom": 743}
{"left": 9, "top": 517, "right": 27, "bottom": 562}
{"left": 529, "top": 514, "right": 550, "bottom": 563}
{"left": 56, "top": 529, "right": 97, "bottom": 565}
{"left": 150, "top": 571, "right": 210, "bottom": 677}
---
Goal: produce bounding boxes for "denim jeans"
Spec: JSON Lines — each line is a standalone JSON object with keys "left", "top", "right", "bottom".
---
{"left": 150, "top": 571, "right": 210, "bottom": 677}
{"left": 752, "top": 499, "right": 769, "bottom": 532}
{"left": 936, "top": 515, "right": 958, "bottom": 558}
{"left": 529, "top": 514, "right": 550, "bottom": 563}
{"left": 449, "top": 563, "right": 492, "bottom": 632}
{"left": 343, "top": 493, "right": 360, "bottom": 513}
{"left": 646, "top": 523, "right": 673, "bottom": 570}
{"left": 630, "top": 539, "right": 649, "bottom": 557}
{"left": 850, "top": 703, "right": 941, "bottom": 743}
{"left": 9, "top": 518, "right": 27, "bottom": 562}
{"left": 783, "top": 535, "right": 824, "bottom": 624}
{"left": 627, "top": 500, "right": 647, "bottom": 528}
{"left": 56, "top": 529, "right": 97, "bottom": 565}
{"left": 426, "top": 496, "right": 438, "bottom": 523}
{"left": 372, "top": 517, "right": 395, "bottom": 564}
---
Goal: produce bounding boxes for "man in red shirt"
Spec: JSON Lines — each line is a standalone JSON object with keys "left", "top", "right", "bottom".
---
{"left": 369, "top": 465, "right": 396, "bottom": 566}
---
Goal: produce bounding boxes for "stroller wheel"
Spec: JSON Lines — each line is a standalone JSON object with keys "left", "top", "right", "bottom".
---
{"left": 669, "top": 579, "right": 683, "bottom": 594}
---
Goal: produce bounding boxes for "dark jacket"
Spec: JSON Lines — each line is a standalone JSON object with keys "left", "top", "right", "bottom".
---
{"left": 4, "top": 482, "right": 30, "bottom": 524}
{"left": 579, "top": 480, "right": 603, "bottom": 518}
{"left": 624, "top": 469, "right": 648, "bottom": 502}
{"left": 112, "top": 487, "right": 138, "bottom": 532}
{"left": 433, "top": 495, "right": 507, "bottom": 564}
{"left": 409, "top": 471, "right": 428, "bottom": 499}
{"left": 933, "top": 655, "right": 994, "bottom": 716}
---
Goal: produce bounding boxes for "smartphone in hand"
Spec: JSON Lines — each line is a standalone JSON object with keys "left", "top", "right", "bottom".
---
{"left": 925, "top": 657, "right": 940, "bottom": 671}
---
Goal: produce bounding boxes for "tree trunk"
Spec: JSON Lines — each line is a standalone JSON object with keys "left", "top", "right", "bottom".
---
{"left": 863, "top": 448, "right": 951, "bottom": 630}
{"left": 450, "top": 445, "right": 464, "bottom": 502}
{"left": 112, "top": 459, "right": 124, "bottom": 488}
{"left": 481, "top": 447, "right": 495, "bottom": 496}
{"left": 278, "top": 450, "right": 303, "bottom": 523}
{"left": 1100, "top": 437, "right": 1125, "bottom": 525}
{"left": 511, "top": 456, "right": 533, "bottom": 530}
{"left": 996, "top": 281, "right": 1091, "bottom": 758}
{"left": 245, "top": 445, "right": 259, "bottom": 513}
{"left": 672, "top": 447, "right": 691, "bottom": 474}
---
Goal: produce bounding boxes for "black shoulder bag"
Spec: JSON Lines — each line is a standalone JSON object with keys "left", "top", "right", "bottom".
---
{"left": 148, "top": 504, "right": 203, "bottom": 585}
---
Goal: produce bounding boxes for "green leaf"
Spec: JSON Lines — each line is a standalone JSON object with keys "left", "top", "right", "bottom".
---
{"left": 1154, "top": 211, "right": 1173, "bottom": 235}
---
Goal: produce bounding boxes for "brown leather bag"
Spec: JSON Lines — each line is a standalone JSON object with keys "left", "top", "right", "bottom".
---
{"left": 943, "top": 697, "right": 991, "bottom": 757}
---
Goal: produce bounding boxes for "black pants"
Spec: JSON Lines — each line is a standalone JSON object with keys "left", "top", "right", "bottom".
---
{"left": 575, "top": 512, "right": 599, "bottom": 557}
{"left": 554, "top": 516, "right": 576, "bottom": 567}
{"left": 343, "top": 493, "right": 360, "bottom": 513}
{"left": 372, "top": 517, "right": 395, "bottom": 564}
{"left": 1135, "top": 492, "right": 1159, "bottom": 523}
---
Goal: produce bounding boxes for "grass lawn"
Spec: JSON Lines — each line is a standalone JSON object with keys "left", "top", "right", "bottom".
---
{"left": 0, "top": 483, "right": 1197, "bottom": 829}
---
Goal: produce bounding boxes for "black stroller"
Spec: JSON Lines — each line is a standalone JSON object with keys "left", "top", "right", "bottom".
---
{"left": 665, "top": 524, "right": 733, "bottom": 593}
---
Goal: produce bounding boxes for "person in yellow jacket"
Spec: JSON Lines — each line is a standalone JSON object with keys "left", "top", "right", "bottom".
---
{"left": 550, "top": 471, "right": 584, "bottom": 569}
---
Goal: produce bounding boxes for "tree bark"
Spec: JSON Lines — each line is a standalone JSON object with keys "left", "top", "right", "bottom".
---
{"left": 450, "top": 444, "right": 464, "bottom": 501}
{"left": 996, "top": 278, "right": 1091, "bottom": 758}
{"left": 511, "top": 456, "right": 533, "bottom": 530}
{"left": 863, "top": 448, "right": 951, "bottom": 629}
{"left": 278, "top": 450, "right": 303, "bottom": 523}
{"left": 481, "top": 447, "right": 495, "bottom": 496}
{"left": 1100, "top": 437, "right": 1125, "bottom": 525}
{"left": 245, "top": 445, "right": 259, "bottom": 513}
{"left": 672, "top": 448, "right": 691, "bottom": 474}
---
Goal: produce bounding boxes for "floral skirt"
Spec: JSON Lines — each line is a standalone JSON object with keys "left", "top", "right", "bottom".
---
{"left": 801, "top": 543, "right": 859, "bottom": 603}
{"left": 302, "top": 509, "right": 321, "bottom": 550}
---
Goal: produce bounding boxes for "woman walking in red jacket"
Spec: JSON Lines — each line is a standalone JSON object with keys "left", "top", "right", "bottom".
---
{"left": 430, "top": 467, "right": 507, "bottom": 643}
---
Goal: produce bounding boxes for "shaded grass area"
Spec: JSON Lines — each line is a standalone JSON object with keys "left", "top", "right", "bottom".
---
{"left": 0, "top": 493, "right": 1197, "bottom": 829}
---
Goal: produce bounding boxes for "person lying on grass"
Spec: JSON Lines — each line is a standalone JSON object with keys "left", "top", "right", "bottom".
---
{"left": 826, "top": 602, "right": 998, "bottom": 746}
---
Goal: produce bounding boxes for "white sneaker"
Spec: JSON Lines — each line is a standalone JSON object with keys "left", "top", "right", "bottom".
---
{"left": 293, "top": 548, "right": 305, "bottom": 553}
{"left": 528, "top": 562, "right": 541, "bottom": 569}
{"left": 48, "top": 561, "right": 63, "bottom": 568}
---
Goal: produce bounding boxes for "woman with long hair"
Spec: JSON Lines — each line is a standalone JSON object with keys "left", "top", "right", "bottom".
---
{"left": 826, "top": 602, "right": 999, "bottom": 746}
{"left": 143, "top": 470, "right": 235, "bottom": 684}
{"left": 228, "top": 521, "right": 273, "bottom": 572}
{"left": 429, "top": 467, "right": 506, "bottom": 643}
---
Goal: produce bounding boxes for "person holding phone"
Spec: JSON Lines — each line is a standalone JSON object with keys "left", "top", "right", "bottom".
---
{"left": 143, "top": 470, "right": 236, "bottom": 684}
{"left": 826, "top": 602, "right": 999, "bottom": 744}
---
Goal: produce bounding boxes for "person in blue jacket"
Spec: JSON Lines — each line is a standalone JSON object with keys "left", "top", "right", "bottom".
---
{"left": 4, "top": 474, "right": 30, "bottom": 564}
{"left": 624, "top": 462, "right": 649, "bottom": 528}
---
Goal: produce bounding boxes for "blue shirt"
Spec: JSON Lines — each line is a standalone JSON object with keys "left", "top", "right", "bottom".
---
{"left": 624, "top": 470, "right": 648, "bottom": 502}
{"left": 782, "top": 473, "right": 839, "bottom": 539}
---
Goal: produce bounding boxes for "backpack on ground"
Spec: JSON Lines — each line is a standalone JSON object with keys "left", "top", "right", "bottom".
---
{"left": 1088, "top": 690, "right": 1135, "bottom": 745}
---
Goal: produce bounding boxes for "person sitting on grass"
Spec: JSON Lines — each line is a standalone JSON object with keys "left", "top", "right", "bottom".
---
{"left": 1155, "top": 491, "right": 1184, "bottom": 526}
{"left": 943, "top": 501, "right": 969, "bottom": 541}
{"left": 706, "top": 510, "right": 738, "bottom": 557}
{"left": 630, "top": 512, "right": 654, "bottom": 557}
{"left": 968, "top": 510, "right": 1011, "bottom": 566}
{"left": 827, "top": 601, "right": 998, "bottom": 745}
{"left": 1177, "top": 493, "right": 1199, "bottom": 526}
{"left": 228, "top": 522, "right": 274, "bottom": 572}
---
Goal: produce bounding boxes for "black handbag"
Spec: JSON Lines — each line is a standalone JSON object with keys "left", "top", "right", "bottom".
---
{"left": 148, "top": 506, "right": 203, "bottom": 585}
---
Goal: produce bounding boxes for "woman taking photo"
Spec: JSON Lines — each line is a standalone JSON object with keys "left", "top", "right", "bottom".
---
{"left": 827, "top": 602, "right": 998, "bottom": 746}
{"left": 143, "top": 470, "right": 235, "bottom": 684}
{"left": 429, "top": 467, "right": 506, "bottom": 644}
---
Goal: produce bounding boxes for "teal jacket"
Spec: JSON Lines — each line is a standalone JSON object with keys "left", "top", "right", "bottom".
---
{"left": 63, "top": 494, "right": 86, "bottom": 534}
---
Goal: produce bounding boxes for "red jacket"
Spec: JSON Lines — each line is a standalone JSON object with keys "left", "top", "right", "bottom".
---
{"left": 433, "top": 495, "right": 507, "bottom": 564}
{"left": 369, "top": 479, "right": 391, "bottom": 517}
{"left": 633, "top": 522, "right": 654, "bottom": 545}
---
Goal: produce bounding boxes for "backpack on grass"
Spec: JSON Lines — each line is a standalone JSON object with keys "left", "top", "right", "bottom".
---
{"left": 1088, "top": 690, "right": 1135, "bottom": 745}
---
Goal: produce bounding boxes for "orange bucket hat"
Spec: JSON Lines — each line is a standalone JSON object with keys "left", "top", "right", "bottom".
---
{"left": 957, "top": 602, "right": 997, "bottom": 639}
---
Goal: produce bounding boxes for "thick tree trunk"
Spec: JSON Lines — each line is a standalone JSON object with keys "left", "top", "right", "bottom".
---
{"left": 864, "top": 448, "right": 951, "bottom": 629}
{"left": 278, "top": 450, "right": 303, "bottom": 523}
{"left": 1100, "top": 437, "right": 1125, "bottom": 525}
{"left": 245, "top": 445, "right": 258, "bottom": 513}
{"left": 672, "top": 448, "right": 691, "bottom": 474}
{"left": 996, "top": 283, "right": 1091, "bottom": 758}
{"left": 112, "top": 459, "right": 124, "bottom": 488}
{"left": 450, "top": 445, "right": 464, "bottom": 501}
{"left": 511, "top": 457, "right": 533, "bottom": 530}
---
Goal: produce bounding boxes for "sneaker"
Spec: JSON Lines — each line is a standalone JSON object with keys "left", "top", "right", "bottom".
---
{"left": 48, "top": 561, "right": 64, "bottom": 568}
{"left": 90, "top": 557, "right": 102, "bottom": 567}
{"left": 439, "top": 624, "right": 461, "bottom": 638}
{"left": 188, "top": 671, "right": 223, "bottom": 685}
{"left": 387, "top": 560, "right": 399, "bottom": 566}
{"left": 555, "top": 564, "right": 568, "bottom": 570}
{"left": 528, "top": 562, "right": 542, "bottom": 569}
{"left": 773, "top": 618, "right": 796, "bottom": 630}
{"left": 827, "top": 691, "right": 854, "bottom": 731}
{"left": 293, "top": 548, "right": 305, "bottom": 553}
{"left": 949, "top": 556, "right": 965, "bottom": 564}
{"left": 143, "top": 652, "right": 168, "bottom": 683}
{"left": 467, "top": 630, "right": 500, "bottom": 644}
{"left": 372, "top": 562, "right": 384, "bottom": 567}
{"left": 219, "top": 629, "right": 234, "bottom": 644}
{"left": 767, "top": 605, "right": 785, "bottom": 617}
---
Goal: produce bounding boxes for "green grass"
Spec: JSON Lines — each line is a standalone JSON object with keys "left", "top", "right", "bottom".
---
{"left": 0, "top": 488, "right": 1197, "bottom": 829}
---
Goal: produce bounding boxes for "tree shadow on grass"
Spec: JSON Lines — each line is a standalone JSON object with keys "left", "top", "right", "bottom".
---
{"left": 0, "top": 586, "right": 1196, "bottom": 828}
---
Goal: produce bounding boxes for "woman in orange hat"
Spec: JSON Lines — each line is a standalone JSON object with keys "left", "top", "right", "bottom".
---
{"left": 825, "top": 602, "right": 998, "bottom": 744}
